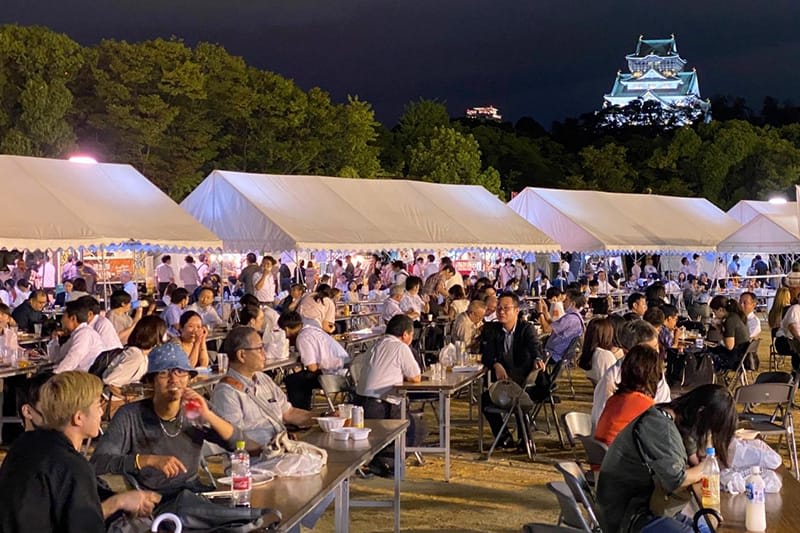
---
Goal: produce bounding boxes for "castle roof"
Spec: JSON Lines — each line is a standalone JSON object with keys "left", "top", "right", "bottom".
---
{"left": 605, "top": 70, "right": 700, "bottom": 101}
{"left": 628, "top": 35, "right": 678, "bottom": 58}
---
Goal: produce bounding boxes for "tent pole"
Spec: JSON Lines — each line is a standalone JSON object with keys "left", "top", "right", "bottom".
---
{"left": 101, "top": 246, "right": 110, "bottom": 311}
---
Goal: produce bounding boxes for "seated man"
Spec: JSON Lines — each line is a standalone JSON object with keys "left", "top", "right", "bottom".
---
{"left": 451, "top": 299, "right": 487, "bottom": 352}
{"left": 624, "top": 293, "right": 647, "bottom": 321}
{"left": 79, "top": 295, "right": 123, "bottom": 351}
{"left": 590, "top": 320, "right": 671, "bottom": 427}
{"left": 355, "top": 313, "right": 424, "bottom": 471}
{"left": 538, "top": 288, "right": 586, "bottom": 363}
{"left": 212, "top": 326, "right": 313, "bottom": 446}
{"left": 10, "top": 289, "right": 47, "bottom": 334}
{"left": 16, "top": 371, "right": 53, "bottom": 432}
{"left": 381, "top": 285, "right": 406, "bottom": 323}
{"left": 91, "top": 344, "right": 243, "bottom": 495}
{"left": 161, "top": 287, "right": 190, "bottom": 337}
{"left": 51, "top": 298, "right": 107, "bottom": 373}
{"left": 107, "top": 290, "right": 143, "bottom": 344}
{"left": 186, "top": 287, "right": 224, "bottom": 328}
{"left": 479, "top": 293, "right": 544, "bottom": 448}
{"left": 277, "top": 311, "right": 349, "bottom": 409}
{"left": 0, "top": 371, "right": 160, "bottom": 532}
{"left": 739, "top": 291, "right": 762, "bottom": 340}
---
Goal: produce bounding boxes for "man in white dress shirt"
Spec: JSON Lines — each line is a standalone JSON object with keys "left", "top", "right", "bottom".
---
{"left": 51, "top": 299, "right": 107, "bottom": 373}
{"left": 739, "top": 291, "right": 762, "bottom": 339}
{"left": 78, "top": 296, "right": 123, "bottom": 351}
{"left": 37, "top": 255, "right": 56, "bottom": 295}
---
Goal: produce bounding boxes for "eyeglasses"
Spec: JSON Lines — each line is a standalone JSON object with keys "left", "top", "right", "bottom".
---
{"left": 155, "top": 368, "right": 190, "bottom": 378}
{"left": 496, "top": 305, "right": 519, "bottom": 313}
{"left": 241, "top": 346, "right": 265, "bottom": 353}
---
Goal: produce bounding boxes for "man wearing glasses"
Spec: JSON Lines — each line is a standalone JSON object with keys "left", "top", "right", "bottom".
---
{"left": 91, "top": 343, "right": 243, "bottom": 495}
{"left": 479, "top": 293, "right": 544, "bottom": 448}
{"left": 212, "top": 326, "right": 313, "bottom": 446}
{"left": 11, "top": 289, "right": 47, "bottom": 333}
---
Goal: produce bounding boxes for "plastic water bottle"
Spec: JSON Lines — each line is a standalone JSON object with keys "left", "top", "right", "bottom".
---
{"left": 696, "top": 332, "right": 704, "bottom": 349}
{"left": 745, "top": 466, "right": 766, "bottom": 532}
{"left": 230, "top": 440, "right": 251, "bottom": 507}
{"left": 701, "top": 447, "right": 720, "bottom": 511}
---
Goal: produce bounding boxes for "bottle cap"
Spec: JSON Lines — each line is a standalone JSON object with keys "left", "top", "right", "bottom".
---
{"left": 706, "top": 447, "right": 715, "bottom": 456}
{"left": 235, "top": 440, "right": 246, "bottom": 450}
{"left": 751, "top": 466, "right": 761, "bottom": 474}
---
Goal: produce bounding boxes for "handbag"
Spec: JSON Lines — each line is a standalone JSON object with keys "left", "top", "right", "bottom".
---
{"left": 107, "top": 489, "right": 280, "bottom": 533}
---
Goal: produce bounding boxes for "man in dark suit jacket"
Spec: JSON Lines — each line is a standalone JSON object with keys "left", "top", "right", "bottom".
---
{"left": 480, "top": 293, "right": 544, "bottom": 447}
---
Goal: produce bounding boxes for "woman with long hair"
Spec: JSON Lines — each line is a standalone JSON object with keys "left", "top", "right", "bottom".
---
{"left": 297, "top": 283, "right": 336, "bottom": 333}
{"left": 597, "top": 384, "right": 737, "bottom": 532}
{"left": 594, "top": 344, "right": 662, "bottom": 446}
{"left": 578, "top": 317, "right": 622, "bottom": 385}
{"left": 769, "top": 286, "right": 792, "bottom": 330}
{"left": 172, "top": 310, "right": 209, "bottom": 368}
{"left": 709, "top": 295, "right": 750, "bottom": 370}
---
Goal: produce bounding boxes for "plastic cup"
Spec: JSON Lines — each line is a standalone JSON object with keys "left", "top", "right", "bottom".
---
{"left": 33, "top": 323, "right": 42, "bottom": 337}
{"left": 184, "top": 398, "right": 202, "bottom": 420}
{"left": 217, "top": 353, "right": 229, "bottom": 374}
{"left": 338, "top": 403, "right": 354, "bottom": 427}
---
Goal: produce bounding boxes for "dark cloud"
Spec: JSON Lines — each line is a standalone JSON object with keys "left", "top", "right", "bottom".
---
{"left": 2, "top": 0, "right": 799, "bottom": 126}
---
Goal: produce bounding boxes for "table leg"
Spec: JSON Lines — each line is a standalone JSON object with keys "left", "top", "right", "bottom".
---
{"left": 478, "top": 375, "right": 484, "bottom": 454}
{"left": 443, "top": 390, "right": 451, "bottom": 482}
{"left": 399, "top": 396, "right": 407, "bottom": 480}
{"left": 334, "top": 477, "right": 350, "bottom": 533}
{"left": 393, "top": 431, "right": 403, "bottom": 533}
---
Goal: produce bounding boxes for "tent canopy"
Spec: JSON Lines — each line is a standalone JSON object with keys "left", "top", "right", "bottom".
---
{"left": 727, "top": 200, "right": 793, "bottom": 224}
{"left": 718, "top": 201, "right": 800, "bottom": 253}
{"left": 508, "top": 187, "right": 740, "bottom": 254}
{"left": 180, "top": 171, "right": 558, "bottom": 253}
{"left": 0, "top": 155, "right": 222, "bottom": 252}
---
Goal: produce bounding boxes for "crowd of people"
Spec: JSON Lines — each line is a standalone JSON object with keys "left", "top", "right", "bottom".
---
{"left": 0, "top": 249, "right": 796, "bottom": 533}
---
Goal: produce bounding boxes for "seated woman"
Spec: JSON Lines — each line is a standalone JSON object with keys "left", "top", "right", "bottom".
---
{"left": 445, "top": 284, "right": 469, "bottom": 320}
{"left": 545, "top": 286, "right": 565, "bottom": 320}
{"left": 103, "top": 315, "right": 167, "bottom": 389}
{"left": 597, "top": 384, "right": 736, "bottom": 532}
{"left": 171, "top": 311, "right": 210, "bottom": 368}
{"left": 297, "top": 284, "right": 336, "bottom": 333}
{"left": 594, "top": 344, "right": 661, "bottom": 446}
{"left": 709, "top": 295, "right": 750, "bottom": 370}
{"left": 578, "top": 317, "right": 622, "bottom": 386}
{"left": 66, "top": 277, "right": 90, "bottom": 302}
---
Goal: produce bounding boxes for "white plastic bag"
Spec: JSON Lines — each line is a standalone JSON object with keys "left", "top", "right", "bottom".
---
{"left": 438, "top": 343, "right": 456, "bottom": 367}
{"left": 721, "top": 468, "right": 782, "bottom": 494}
{"left": 728, "top": 437, "right": 783, "bottom": 471}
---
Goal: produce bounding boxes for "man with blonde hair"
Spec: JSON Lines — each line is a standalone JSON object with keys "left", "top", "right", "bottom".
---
{"left": 0, "top": 371, "right": 160, "bottom": 532}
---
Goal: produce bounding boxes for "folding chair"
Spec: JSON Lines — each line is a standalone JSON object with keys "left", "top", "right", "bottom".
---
{"left": 561, "top": 336, "right": 583, "bottom": 400}
{"left": 484, "top": 368, "right": 541, "bottom": 460}
{"left": 554, "top": 462, "right": 601, "bottom": 531}
{"left": 721, "top": 338, "right": 759, "bottom": 391}
{"left": 317, "top": 374, "right": 353, "bottom": 411}
{"left": 527, "top": 360, "right": 566, "bottom": 448}
{"left": 562, "top": 411, "right": 592, "bottom": 449}
{"left": 522, "top": 481, "right": 593, "bottom": 532}
{"left": 735, "top": 382, "right": 799, "bottom": 478}
{"left": 770, "top": 327, "right": 793, "bottom": 371}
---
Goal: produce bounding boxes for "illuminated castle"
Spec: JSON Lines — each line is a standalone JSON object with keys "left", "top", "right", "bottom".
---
{"left": 602, "top": 35, "right": 710, "bottom": 126}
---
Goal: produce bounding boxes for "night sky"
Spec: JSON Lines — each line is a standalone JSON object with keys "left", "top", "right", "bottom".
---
{"left": 2, "top": 1, "right": 800, "bottom": 127}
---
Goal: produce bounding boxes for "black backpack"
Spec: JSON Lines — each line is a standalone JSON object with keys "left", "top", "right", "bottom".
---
{"left": 88, "top": 347, "right": 126, "bottom": 378}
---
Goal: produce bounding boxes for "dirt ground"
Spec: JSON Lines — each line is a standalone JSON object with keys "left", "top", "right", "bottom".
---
{"left": 312, "top": 328, "right": 793, "bottom": 532}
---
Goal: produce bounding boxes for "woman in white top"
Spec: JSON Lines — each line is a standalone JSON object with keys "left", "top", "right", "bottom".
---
{"left": 445, "top": 284, "right": 469, "bottom": 320}
{"left": 297, "top": 284, "right": 336, "bottom": 333}
{"left": 400, "top": 276, "right": 428, "bottom": 320}
{"left": 103, "top": 316, "right": 167, "bottom": 388}
{"left": 546, "top": 286, "right": 565, "bottom": 320}
{"left": 578, "top": 317, "right": 623, "bottom": 386}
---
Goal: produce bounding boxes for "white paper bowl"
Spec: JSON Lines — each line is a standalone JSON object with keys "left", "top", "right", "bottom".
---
{"left": 349, "top": 427, "right": 371, "bottom": 441}
{"left": 331, "top": 428, "right": 351, "bottom": 441}
{"left": 315, "top": 417, "right": 346, "bottom": 432}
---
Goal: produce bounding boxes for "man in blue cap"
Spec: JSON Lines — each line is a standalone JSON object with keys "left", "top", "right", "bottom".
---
{"left": 91, "top": 343, "right": 244, "bottom": 495}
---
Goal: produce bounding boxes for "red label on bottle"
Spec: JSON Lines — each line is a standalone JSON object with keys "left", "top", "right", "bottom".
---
{"left": 232, "top": 476, "right": 250, "bottom": 490}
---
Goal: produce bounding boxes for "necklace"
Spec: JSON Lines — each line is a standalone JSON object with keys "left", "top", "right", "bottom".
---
{"left": 158, "top": 412, "right": 184, "bottom": 438}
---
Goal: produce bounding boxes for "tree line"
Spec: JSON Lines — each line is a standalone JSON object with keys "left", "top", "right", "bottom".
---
{"left": 2, "top": 25, "right": 800, "bottom": 208}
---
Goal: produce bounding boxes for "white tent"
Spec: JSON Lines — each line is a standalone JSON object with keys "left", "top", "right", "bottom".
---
{"left": 0, "top": 155, "right": 222, "bottom": 252}
{"left": 507, "top": 187, "right": 739, "bottom": 254}
{"left": 727, "top": 199, "right": 792, "bottom": 224}
{"left": 718, "top": 201, "right": 800, "bottom": 253}
{"left": 180, "top": 171, "right": 558, "bottom": 253}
